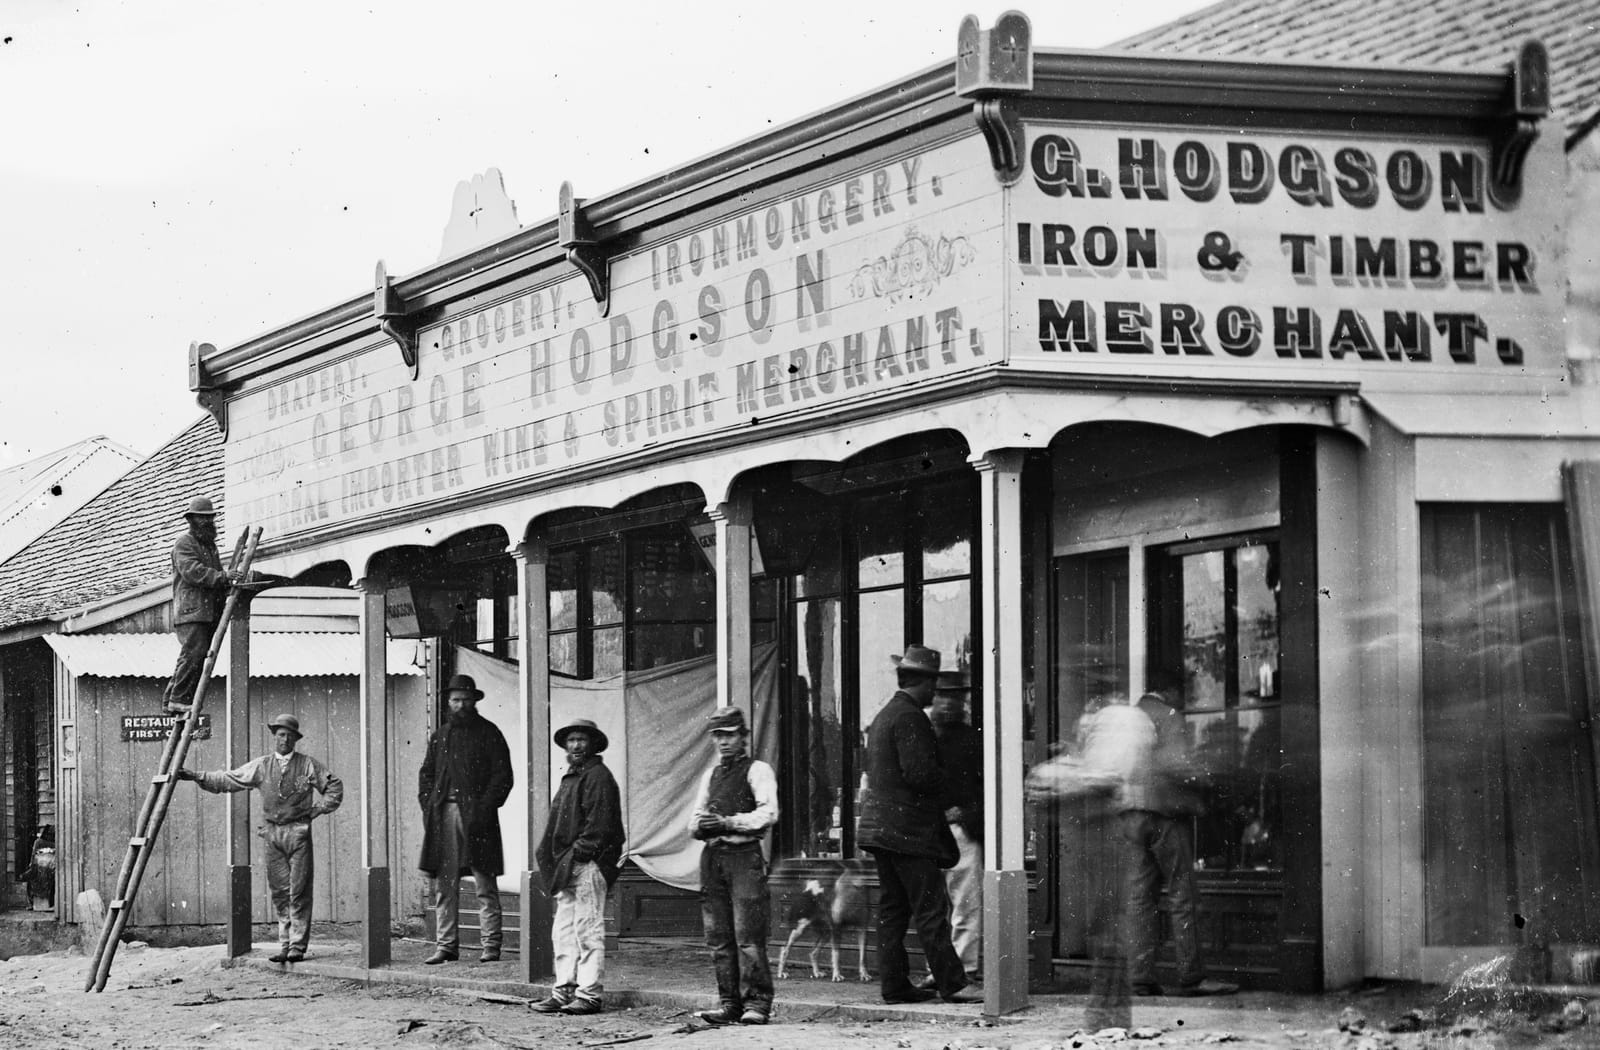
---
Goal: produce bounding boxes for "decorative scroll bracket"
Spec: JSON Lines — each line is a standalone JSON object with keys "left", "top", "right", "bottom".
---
{"left": 1489, "top": 39, "right": 1550, "bottom": 210}
{"left": 188, "top": 340, "right": 227, "bottom": 436}
{"left": 375, "top": 260, "right": 420, "bottom": 380}
{"left": 559, "top": 181, "right": 610, "bottom": 317}
{"left": 955, "top": 11, "right": 1033, "bottom": 186}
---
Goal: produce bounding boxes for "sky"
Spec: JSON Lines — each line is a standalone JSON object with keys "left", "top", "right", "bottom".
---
{"left": 0, "top": 0, "right": 1216, "bottom": 466}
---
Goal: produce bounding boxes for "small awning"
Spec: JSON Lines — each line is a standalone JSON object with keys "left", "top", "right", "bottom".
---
{"left": 1363, "top": 388, "right": 1600, "bottom": 438}
{"left": 44, "top": 632, "right": 428, "bottom": 679}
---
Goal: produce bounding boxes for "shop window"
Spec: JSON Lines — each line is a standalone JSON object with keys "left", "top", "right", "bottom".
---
{"left": 471, "top": 562, "right": 517, "bottom": 659}
{"left": 549, "top": 539, "right": 625, "bottom": 679}
{"left": 1420, "top": 504, "right": 1600, "bottom": 946}
{"left": 628, "top": 528, "right": 715, "bottom": 669}
{"left": 777, "top": 472, "right": 978, "bottom": 859}
{"left": 1148, "top": 534, "right": 1282, "bottom": 874}
{"left": 548, "top": 525, "right": 714, "bottom": 678}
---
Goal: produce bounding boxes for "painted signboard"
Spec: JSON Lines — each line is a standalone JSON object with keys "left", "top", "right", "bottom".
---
{"left": 1010, "top": 125, "right": 1565, "bottom": 389}
{"left": 226, "top": 135, "right": 1002, "bottom": 541}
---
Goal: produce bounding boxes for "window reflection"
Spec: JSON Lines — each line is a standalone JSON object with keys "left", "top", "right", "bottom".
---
{"left": 793, "top": 598, "right": 844, "bottom": 856}
{"left": 1150, "top": 535, "right": 1282, "bottom": 875}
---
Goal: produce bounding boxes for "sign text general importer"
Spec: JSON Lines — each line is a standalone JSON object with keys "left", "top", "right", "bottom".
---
{"left": 226, "top": 137, "right": 1000, "bottom": 537}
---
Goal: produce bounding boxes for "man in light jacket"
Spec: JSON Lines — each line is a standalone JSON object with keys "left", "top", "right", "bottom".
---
{"left": 178, "top": 713, "right": 343, "bottom": 963}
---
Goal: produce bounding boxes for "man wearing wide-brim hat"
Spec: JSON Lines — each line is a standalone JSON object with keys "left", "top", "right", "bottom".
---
{"left": 533, "top": 717, "right": 624, "bottom": 1015}
{"left": 177, "top": 713, "right": 344, "bottom": 963}
{"left": 856, "top": 645, "right": 978, "bottom": 1005}
{"left": 162, "top": 496, "right": 244, "bottom": 716}
{"left": 418, "top": 674, "right": 514, "bottom": 965}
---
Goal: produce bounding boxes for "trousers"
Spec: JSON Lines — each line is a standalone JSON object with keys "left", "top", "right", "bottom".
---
{"left": 869, "top": 849, "right": 967, "bottom": 998}
{"left": 432, "top": 803, "right": 502, "bottom": 953}
{"left": 945, "top": 825, "right": 983, "bottom": 975}
{"left": 165, "top": 621, "right": 213, "bottom": 707}
{"left": 1121, "top": 810, "right": 1201, "bottom": 989}
{"left": 699, "top": 843, "right": 773, "bottom": 1012}
{"left": 264, "top": 822, "right": 314, "bottom": 952}
{"left": 551, "top": 861, "right": 608, "bottom": 1003}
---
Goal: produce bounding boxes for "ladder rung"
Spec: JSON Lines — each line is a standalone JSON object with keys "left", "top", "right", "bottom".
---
{"left": 110, "top": 899, "right": 126, "bottom": 910}
{"left": 129, "top": 837, "right": 148, "bottom": 847}
{"left": 152, "top": 773, "right": 173, "bottom": 783}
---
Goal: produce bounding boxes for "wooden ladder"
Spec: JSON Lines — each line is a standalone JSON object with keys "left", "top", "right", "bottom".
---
{"left": 85, "top": 525, "right": 263, "bottom": 992}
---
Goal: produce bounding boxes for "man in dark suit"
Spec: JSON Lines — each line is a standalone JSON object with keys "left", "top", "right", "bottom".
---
{"left": 418, "top": 674, "right": 514, "bottom": 965}
{"left": 163, "top": 496, "right": 242, "bottom": 716}
{"left": 856, "top": 645, "right": 978, "bottom": 1005}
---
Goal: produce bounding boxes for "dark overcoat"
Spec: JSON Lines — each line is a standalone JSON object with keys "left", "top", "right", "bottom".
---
{"left": 856, "top": 691, "right": 959, "bottom": 867}
{"left": 535, "top": 755, "right": 625, "bottom": 894}
{"left": 171, "top": 531, "right": 228, "bottom": 625}
{"left": 418, "top": 709, "right": 514, "bottom": 877}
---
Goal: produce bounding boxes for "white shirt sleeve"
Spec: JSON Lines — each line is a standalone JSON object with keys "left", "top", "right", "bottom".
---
{"left": 722, "top": 760, "right": 779, "bottom": 834}
{"left": 686, "top": 766, "right": 714, "bottom": 835}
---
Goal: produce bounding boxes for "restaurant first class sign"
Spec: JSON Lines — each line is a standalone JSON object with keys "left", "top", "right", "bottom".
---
{"left": 227, "top": 137, "right": 1004, "bottom": 539}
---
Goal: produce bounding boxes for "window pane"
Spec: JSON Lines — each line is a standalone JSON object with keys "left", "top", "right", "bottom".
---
{"left": 550, "top": 632, "right": 578, "bottom": 676}
{"left": 550, "top": 550, "right": 579, "bottom": 630}
{"left": 592, "top": 541, "right": 624, "bottom": 625}
{"left": 1181, "top": 550, "right": 1227, "bottom": 712}
{"left": 1189, "top": 710, "right": 1235, "bottom": 872}
{"left": 922, "top": 579, "right": 973, "bottom": 675}
{"left": 1235, "top": 543, "right": 1280, "bottom": 704}
{"left": 794, "top": 597, "right": 844, "bottom": 857}
{"left": 594, "top": 626, "right": 625, "bottom": 678}
{"left": 856, "top": 493, "right": 905, "bottom": 589}
{"left": 631, "top": 531, "right": 714, "bottom": 623}
{"left": 632, "top": 623, "right": 712, "bottom": 670}
{"left": 920, "top": 478, "right": 973, "bottom": 581}
{"left": 1235, "top": 708, "right": 1282, "bottom": 872}
{"left": 856, "top": 588, "right": 905, "bottom": 732}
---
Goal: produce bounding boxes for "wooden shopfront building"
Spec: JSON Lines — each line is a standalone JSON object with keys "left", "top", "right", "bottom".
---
{"left": 192, "top": 15, "right": 1600, "bottom": 1011}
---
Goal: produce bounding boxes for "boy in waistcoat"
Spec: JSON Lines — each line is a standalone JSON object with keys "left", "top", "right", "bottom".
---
{"left": 688, "top": 706, "right": 779, "bottom": 1026}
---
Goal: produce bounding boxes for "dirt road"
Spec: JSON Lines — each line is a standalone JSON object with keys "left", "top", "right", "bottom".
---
{"left": 4, "top": 942, "right": 1598, "bottom": 1049}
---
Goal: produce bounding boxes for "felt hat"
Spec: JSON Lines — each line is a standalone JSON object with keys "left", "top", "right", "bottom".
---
{"left": 266, "top": 713, "right": 302, "bottom": 739}
{"left": 444, "top": 674, "right": 484, "bottom": 701}
{"left": 184, "top": 496, "right": 218, "bottom": 518}
{"left": 707, "top": 706, "right": 749, "bottom": 734}
{"left": 935, "top": 670, "right": 969, "bottom": 692}
{"left": 890, "top": 644, "right": 942, "bottom": 677}
{"left": 554, "top": 718, "right": 609, "bottom": 753}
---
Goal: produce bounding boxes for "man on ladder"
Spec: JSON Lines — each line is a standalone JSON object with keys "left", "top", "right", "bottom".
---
{"left": 164, "top": 496, "right": 244, "bottom": 717}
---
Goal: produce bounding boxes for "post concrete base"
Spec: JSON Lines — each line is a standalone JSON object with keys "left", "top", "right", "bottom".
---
{"left": 362, "top": 867, "right": 391, "bottom": 970}
{"left": 982, "top": 869, "right": 1029, "bottom": 1018}
{"left": 519, "top": 871, "right": 554, "bottom": 982}
{"left": 227, "top": 866, "right": 252, "bottom": 958}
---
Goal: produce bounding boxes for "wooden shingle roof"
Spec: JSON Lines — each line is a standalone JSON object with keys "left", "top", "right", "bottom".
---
{"left": 0, "top": 417, "right": 224, "bottom": 632}
{"left": 1115, "top": 0, "right": 1600, "bottom": 147}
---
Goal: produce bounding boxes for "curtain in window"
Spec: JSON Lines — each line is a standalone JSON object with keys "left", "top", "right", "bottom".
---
{"left": 1420, "top": 504, "right": 1600, "bottom": 947}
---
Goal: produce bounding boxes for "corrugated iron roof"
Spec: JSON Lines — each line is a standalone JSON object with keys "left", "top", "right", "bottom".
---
{"left": 44, "top": 632, "right": 428, "bottom": 679}
{"left": 1114, "top": 0, "right": 1600, "bottom": 147}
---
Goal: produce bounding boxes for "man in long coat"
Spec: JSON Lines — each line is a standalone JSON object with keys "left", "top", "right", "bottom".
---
{"left": 418, "top": 674, "right": 514, "bottom": 964}
{"left": 857, "top": 645, "right": 977, "bottom": 1005}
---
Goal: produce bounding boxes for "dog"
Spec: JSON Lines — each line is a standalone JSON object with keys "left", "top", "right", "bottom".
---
{"left": 775, "top": 858, "right": 871, "bottom": 982}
